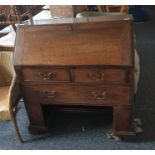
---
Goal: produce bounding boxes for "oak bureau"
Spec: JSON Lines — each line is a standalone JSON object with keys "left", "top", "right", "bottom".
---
{"left": 14, "top": 15, "right": 136, "bottom": 140}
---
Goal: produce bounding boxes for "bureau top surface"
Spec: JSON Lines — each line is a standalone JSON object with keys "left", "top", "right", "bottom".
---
{"left": 14, "top": 15, "right": 134, "bottom": 67}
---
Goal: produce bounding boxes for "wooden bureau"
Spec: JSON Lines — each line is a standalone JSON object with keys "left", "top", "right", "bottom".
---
{"left": 14, "top": 15, "right": 135, "bottom": 140}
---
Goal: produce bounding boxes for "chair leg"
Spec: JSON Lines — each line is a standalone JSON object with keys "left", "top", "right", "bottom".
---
{"left": 11, "top": 112, "right": 24, "bottom": 143}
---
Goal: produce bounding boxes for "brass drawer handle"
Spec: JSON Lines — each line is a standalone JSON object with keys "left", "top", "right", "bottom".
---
{"left": 92, "top": 91, "right": 106, "bottom": 100}
{"left": 89, "top": 72, "right": 104, "bottom": 81}
{"left": 43, "top": 91, "right": 57, "bottom": 99}
{"left": 38, "top": 71, "right": 55, "bottom": 80}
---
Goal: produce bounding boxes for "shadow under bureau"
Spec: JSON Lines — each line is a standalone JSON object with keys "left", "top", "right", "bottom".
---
{"left": 14, "top": 15, "right": 136, "bottom": 140}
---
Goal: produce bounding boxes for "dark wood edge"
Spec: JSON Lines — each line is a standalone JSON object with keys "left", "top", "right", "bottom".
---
{"left": 14, "top": 65, "right": 134, "bottom": 69}
{"left": 0, "top": 32, "right": 9, "bottom": 38}
{"left": 0, "top": 46, "right": 13, "bottom": 51}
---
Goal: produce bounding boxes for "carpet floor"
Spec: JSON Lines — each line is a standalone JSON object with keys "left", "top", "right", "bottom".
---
{"left": 0, "top": 8, "right": 155, "bottom": 150}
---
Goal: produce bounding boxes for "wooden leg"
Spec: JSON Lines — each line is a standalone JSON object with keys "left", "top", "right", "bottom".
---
{"left": 24, "top": 102, "right": 47, "bottom": 134}
{"left": 11, "top": 111, "right": 24, "bottom": 143}
{"left": 113, "top": 106, "right": 135, "bottom": 140}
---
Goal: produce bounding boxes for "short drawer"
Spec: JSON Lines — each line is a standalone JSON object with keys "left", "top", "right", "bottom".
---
{"left": 73, "top": 68, "right": 128, "bottom": 84}
{"left": 22, "top": 68, "right": 70, "bottom": 82}
{"left": 22, "top": 84, "right": 131, "bottom": 106}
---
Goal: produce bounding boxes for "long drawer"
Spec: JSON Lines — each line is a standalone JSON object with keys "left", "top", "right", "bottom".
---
{"left": 22, "top": 84, "right": 131, "bottom": 106}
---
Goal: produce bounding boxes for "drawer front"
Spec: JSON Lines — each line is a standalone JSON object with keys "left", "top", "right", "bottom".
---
{"left": 22, "top": 68, "right": 70, "bottom": 82}
{"left": 73, "top": 68, "right": 128, "bottom": 84}
{"left": 22, "top": 84, "right": 131, "bottom": 106}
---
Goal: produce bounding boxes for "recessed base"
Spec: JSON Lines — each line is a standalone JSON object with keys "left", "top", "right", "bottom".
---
{"left": 28, "top": 124, "right": 48, "bottom": 134}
